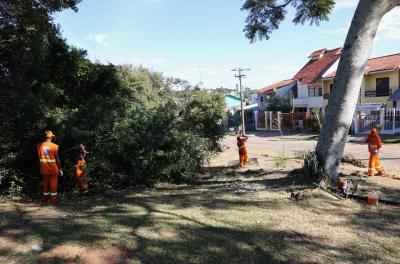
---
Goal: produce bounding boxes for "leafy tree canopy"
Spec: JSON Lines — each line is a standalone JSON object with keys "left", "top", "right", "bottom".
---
{"left": 242, "top": 0, "right": 335, "bottom": 42}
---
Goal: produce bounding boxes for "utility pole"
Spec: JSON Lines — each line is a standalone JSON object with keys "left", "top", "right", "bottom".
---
{"left": 232, "top": 68, "right": 250, "bottom": 136}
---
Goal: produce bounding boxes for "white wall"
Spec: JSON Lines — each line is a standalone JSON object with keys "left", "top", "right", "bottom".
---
{"left": 251, "top": 93, "right": 258, "bottom": 104}
{"left": 322, "top": 58, "right": 340, "bottom": 78}
{"left": 294, "top": 81, "right": 324, "bottom": 111}
{"left": 297, "top": 81, "right": 309, "bottom": 98}
{"left": 294, "top": 97, "right": 324, "bottom": 108}
{"left": 257, "top": 94, "right": 267, "bottom": 111}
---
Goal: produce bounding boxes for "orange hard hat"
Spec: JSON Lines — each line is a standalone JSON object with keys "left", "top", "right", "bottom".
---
{"left": 44, "top": 130, "right": 55, "bottom": 138}
{"left": 371, "top": 127, "right": 377, "bottom": 133}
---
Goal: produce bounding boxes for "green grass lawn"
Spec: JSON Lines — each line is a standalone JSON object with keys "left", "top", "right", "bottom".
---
{"left": 381, "top": 138, "right": 400, "bottom": 144}
{"left": 1, "top": 168, "right": 400, "bottom": 264}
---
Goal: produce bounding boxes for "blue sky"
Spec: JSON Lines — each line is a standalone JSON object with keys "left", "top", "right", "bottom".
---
{"left": 53, "top": 0, "right": 400, "bottom": 90}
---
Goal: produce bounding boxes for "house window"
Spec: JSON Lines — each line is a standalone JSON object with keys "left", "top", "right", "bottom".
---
{"left": 376, "top": 77, "right": 390, "bottom": 97}
{"left": 295, "top": 107, "right": 307, "bottom": 112}
{"left": 308, "top": 85, "right": 322, "bottom": 97}
{"left": 260, "top": 96, "right": 264, "bottom": 103}
{"left": 329, "top": 83, "right": 333, "bottom": 93}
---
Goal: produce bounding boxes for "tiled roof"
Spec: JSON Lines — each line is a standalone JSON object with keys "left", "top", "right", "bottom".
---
{"left": 308, "top": 49, "right": 327, "bottom": 58}
{"left": 323, "top": 53, "right": 400, "bottom": 79}
{"left": 365, "top": 53, "right": 400, "bottom": 73}
{"left": 293, "top": 48, "right": 342, "bottom": 84}
{"left": 256, "top": 79, "right": 296, "bottom": 94}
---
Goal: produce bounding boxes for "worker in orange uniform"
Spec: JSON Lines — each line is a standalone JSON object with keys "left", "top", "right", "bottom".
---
{"left": 37, "top": 130, "right": 63, "bottom": 205}
{"left": 237, "top": 135, "right": 249, "bottom": 167}
{"left": 366, "top": 127, "right": 384, "bottom": 176}
{"left": 74, "top": 144, "right": 90, "bottom": 194}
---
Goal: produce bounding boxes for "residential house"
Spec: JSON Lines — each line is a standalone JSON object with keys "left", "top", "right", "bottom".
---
{"left": 322, "top": 53, "right": 400, "bottom": 109}
{"left": 255, "top": 48, "right": 400, "bottom": 114}
{"left": 224, "top": 93, "right": 242, "bottom": 110}
{"left": 291, "top": 48, "right": 342, "bottom": 113}
{"left": 255, "top": 79, "right": 297, "bottom": 111}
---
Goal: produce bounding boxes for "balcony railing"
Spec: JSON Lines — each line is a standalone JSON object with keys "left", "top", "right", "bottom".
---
{"left": 365, "top": 89, "right": 392, "bottom": 97}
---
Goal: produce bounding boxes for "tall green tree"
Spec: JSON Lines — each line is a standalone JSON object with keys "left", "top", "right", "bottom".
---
{"left": 242, "top": 0, "right": 400, "bottom": 182}
{"left": 0, "top": 0, "right": 227, "bottom": 194}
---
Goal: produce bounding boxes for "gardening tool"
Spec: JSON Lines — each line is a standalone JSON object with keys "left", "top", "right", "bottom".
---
{"left": 313, "top": 182, "right": 343, "bottom": 200}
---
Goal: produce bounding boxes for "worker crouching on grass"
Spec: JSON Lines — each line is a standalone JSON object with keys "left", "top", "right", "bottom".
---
{"left": 37, "top": 130, "right": 63, "bottom": 205}
{"left": 237, "top": 135, "right": 249, "bottom": 167}
{"left": 74, "top": 144, "right": 90, "bottom": 194}
{"left": 366, "top": 127, "right": 384, "bottom": 176}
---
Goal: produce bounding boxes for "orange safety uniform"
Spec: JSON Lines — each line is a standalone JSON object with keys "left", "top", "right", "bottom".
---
{"left": 37, "top": 138, "right": 60, "bottom": 204}
{"left": 74, "top": 146, "right": 89, "bottom": 193}
{"left": 237, "top": 136, "right": 249, "bottom": 167}
{"left": 366, "top": 128, "right": 383, "bottom": 176}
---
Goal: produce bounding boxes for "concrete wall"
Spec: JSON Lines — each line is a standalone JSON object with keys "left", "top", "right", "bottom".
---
{"left": 322, "top": 79, "right": 333, "bottom": 95}
{"left": 257, "top": 93, "right": 269, "bottom": 111}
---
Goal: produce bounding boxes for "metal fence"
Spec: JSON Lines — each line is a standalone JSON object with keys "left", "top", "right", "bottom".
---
{"left": 280, "top": 112, "right": 310, "bottom": 132}
{"left": 256, "top": 108, "right": 400, "bottom": 134}
{"left": 354, "top": 107, "right": 400, "bottom": 134}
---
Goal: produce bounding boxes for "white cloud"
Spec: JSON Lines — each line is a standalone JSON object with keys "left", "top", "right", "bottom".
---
{"left": 376, "top": 7, "right": 400, "bottom": 41}
{"left": 85, "top": 33, "right": 110, "bottom": 46}
{"left": 334, "top": 0, "right": 358, "bottom": 9}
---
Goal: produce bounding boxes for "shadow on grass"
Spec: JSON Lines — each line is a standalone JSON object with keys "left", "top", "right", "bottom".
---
{"left": 1, "top": 173, "right": 399, "bottom": 263}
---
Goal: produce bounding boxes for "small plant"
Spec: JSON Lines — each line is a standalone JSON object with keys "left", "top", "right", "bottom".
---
{"left": 302, "top": 152, "right": 328, "bottom": 183}
{"left": 293, "top": 151, "right": 308, "bottom": 160}
{"left": 8, "top": 181, "right": 23, "bottom": 196}
{"left": 311, "top": 106, "right": 322, "bottom": 129}
{"left": 274, "top": 156, "right": 288, "bottom": 168}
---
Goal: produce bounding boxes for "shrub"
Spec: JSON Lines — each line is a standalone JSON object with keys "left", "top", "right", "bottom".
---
{"left": 302, "top": 152, "right": 328, "bottom": 183}
{"left": 0, "top": 1, "right": 226, "bottom": 195}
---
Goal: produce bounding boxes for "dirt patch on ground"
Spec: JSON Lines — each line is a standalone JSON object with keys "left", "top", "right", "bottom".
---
{"left": 39, "top": 244, "right": 133, "bottom": 264}
{"left": 0, "top": 237, "right": 32, "bottom": 261}
{"left": 341, "top": 154, "right": 367, "bottom": 168}
{"left": 368, "top": 176, "right": 400, "bottom": 189}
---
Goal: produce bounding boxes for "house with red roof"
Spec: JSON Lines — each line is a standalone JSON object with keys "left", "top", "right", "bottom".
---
{"left": 322, "top": 53, "right": 400, "bottom": 109}
{"left": 255, "top": 48, "right": 342, "bottom": 114}
{"left": 292, "top": 48, "right": 342, "bottom": 112}
{"left": 255, "top": 48, "right": 400, "bottom": 116}
{"left": 255, "top": 79, "right": 296, "bottom": 111}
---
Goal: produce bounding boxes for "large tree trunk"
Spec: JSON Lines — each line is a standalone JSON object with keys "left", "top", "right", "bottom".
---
{"left": 316, "top": 0, "right": 400, "bottom": 182}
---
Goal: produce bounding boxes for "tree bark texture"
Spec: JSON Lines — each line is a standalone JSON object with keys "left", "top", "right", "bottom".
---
{"left": 316, "top": 0, "right": 400, "bottom": 182}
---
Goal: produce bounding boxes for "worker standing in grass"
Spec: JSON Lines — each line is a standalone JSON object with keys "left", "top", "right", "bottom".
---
{"left": 74, "top": 144, "right": 90, "bottom": 194}
{"left": 37, "top": 130, "right": 63, "bottom": 205}
{"left": 237, "top": 135, "right": 249, "bottom": 167}
{"left": 366, "top": 127, "right": 384, "bottom": 176}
